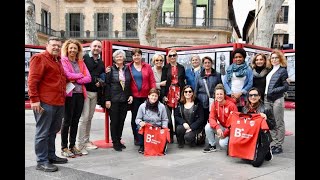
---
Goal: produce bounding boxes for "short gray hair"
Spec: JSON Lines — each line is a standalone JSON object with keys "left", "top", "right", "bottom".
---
{"left": 112, "top": 49, "right": 126, "bottom": 61}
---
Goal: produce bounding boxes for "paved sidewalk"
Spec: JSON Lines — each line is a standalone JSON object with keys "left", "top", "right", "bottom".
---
{"left": 25, "top": 109, "right": 295, "bottom": 180}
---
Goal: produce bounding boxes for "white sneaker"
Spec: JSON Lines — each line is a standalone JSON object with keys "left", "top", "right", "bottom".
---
{"left": 77, "top": 145, "right": 88, "bottom": 155}
{"left": 85, "top": 141, "right": 98, "bottom": 150}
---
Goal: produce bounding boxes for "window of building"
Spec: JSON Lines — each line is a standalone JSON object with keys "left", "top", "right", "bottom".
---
{"left": 276, "top": 6, "right": 289, "bottom": 23}
{"left": 164, "top": 11, "right": 174, "bottom": 26}
{"left": 124, "top": 13, "right": 138, "bottom": 37}
{"left": 196, "top": 6, "right": 206, "bottom": 26}
{"left": 97, "top": 13, "right": 110, "bottom": 37}
{"left": 271, "top": 34, "right": 289, "bottom": 49}
{"left": 66, "top": 13, "right": 84, "bottom": 37}
{"left": 41, "top": 9, "right": 51, "bottom": 35}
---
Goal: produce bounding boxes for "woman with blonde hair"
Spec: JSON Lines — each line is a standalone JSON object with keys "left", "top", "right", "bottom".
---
{"left": 60, "top": 39, "right": 91, "bottom": 157}
{"left": 151, "top": 53, "right": 166, "bottom": 100}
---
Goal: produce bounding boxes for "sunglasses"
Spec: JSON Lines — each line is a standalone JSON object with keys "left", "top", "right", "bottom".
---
{"left": 168, "top": 54, "right": 177, "bottom": 58}
{"left": 249, "top": 94, "right": 259, "bottom": 97}
{"left": 184, "top": 90, "right": 193, "bottom": 93}
{"left": 155, "top": 59, "right": 163, "bottom": 62}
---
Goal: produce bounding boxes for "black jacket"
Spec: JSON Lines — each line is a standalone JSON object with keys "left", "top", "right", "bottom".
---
{"left": 83, "top": 53, "right": 105, "bottom": 92}
{"left": 174, "top": 102, "right": 205, "bottom": 131}
{"left": 242, "top": 103, "right": 276, "bottom": 130}
{"left": 105, "top": 65, "right": 132, "bottom": 103}
{"left": 266, "top": 67, "right": 289, "bottom": 102}
{"left": 160, "top": 63, "right": 185, "bottom": 102}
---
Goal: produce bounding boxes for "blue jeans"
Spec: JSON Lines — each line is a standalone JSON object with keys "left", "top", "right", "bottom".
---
{"left": 205, "top": 123, "right": 229, "bottom": 149}
{"left": 34, "top": 102, "right": 64, "bottom": 164}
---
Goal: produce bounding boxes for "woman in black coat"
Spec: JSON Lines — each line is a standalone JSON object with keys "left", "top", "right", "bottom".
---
{"left": 174, "top": 85, "right": 205, "bottom": 148}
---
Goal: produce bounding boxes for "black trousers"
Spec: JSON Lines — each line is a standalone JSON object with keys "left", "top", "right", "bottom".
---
{"left": 109, "top": 101, "right": 128, "bottom": 145}
{"left": 61, "top": 93, "right": 84, "bottom": 149}
{"left": 131, "top": 97, "right": 146, "bottom": 142}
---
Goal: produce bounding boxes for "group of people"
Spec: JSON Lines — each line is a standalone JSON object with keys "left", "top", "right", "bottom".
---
{"left": 28, "top": 36, "right": 289, "bottom": 172}
{"left": 28, "top": 38, "right": 105, "bottom": 172}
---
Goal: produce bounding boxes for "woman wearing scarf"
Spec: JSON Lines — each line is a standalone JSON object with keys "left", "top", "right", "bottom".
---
{"left": 135, "top": 88, "right": 169, "bottom": 154}
{"left": 222, "top": 48, "right": 253, "bottom": 112}
{"left": 251, "top": 53, "right": 271, "bottom": 101}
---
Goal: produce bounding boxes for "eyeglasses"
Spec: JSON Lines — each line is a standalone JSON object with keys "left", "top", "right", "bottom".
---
{"left": 168, "top": 54, "right": 177, "bottom": 58}
{"left": 249, "top": 94, "right": 259, "bottom": 97}
{"left": 155, "top": 59, "right": 163, "bottom": 62}
{"left": 184, "top": 90, "right": 193, "bottom": 93}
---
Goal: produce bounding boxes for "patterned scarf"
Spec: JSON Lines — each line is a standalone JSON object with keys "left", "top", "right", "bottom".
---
{"left": 226, "top": 63, "right": 248, "bottom": 82}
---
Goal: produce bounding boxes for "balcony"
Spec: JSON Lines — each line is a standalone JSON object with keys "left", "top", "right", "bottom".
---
{"left": 157, "top": 17, "right": 233, "bottom": 32}
{"left": 36, "top": 24, "right": 138, "bottom": 39}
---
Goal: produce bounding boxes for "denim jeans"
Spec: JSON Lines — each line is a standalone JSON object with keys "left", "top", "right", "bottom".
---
{"left": 34, "top": 102, "right": 64, "bottom": 164}
{"left": 205, "top": 123, "right": 229, "bottom": 149}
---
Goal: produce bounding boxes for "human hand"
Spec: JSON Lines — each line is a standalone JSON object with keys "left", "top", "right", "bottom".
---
{"left": 95, "top": 82, "right": 100, "bottom": 87}
{"left": 139, "top": 121, "right": 146, "bottom": 127}
{"left": 163, "top": 96, "right": 168, "bottom": 102}
{"left": 31, "top": 102, "right": 44, "bottom": 114}
{"left": 186, "top": 129, "right": 192, "bottom": 133}
{"left": 183, "top": 123, "right": 190, "bottom": 130}
{"left": 128, "top": 96, "right": 133, "bottom": 104}
{"left": 260, "top": 113, "right": 267, "bottom": 119}
{"left": 105, "top": 101, "right": 111, "bottom": 109}
{"left": 216, "top": 129, "right": 224, "bottom": 138}
{"left": 106, "top": 66, "right": 111, "bottom": 73}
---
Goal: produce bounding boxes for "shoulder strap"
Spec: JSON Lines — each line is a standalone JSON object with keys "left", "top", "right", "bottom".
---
{"left": 203, "top": 79, "right": 211, "bottom": 98}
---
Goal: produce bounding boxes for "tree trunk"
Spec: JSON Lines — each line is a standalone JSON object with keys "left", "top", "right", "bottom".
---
{"left": 254, "top": 0, "right": 284, "bottom": 48}
{"left": 25, "top": 0, "right": 39, "bottom": 45}
{"left": 137, "top": 0, "right": 164, "bottom": 46}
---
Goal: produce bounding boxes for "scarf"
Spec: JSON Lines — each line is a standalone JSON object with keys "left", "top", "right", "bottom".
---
{"left": 252, "top": 66, "right": 269, "bottom": 78}
{"left": 226, "top": 63, "right": 248, "bottom": 82}
{"left": 146, "top": 99, "right": 159, "bottom": 113}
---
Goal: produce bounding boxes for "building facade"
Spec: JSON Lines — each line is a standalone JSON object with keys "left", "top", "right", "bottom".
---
{"left": 30, "top": 0, "right": 240, "bottom": 48}
{"left": 243, "top": 0, "right": 295, "bottom": 49}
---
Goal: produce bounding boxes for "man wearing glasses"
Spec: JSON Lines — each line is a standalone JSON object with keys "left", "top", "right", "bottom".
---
{"left": 28, "top": 37, "right": 68, "bottom": 172}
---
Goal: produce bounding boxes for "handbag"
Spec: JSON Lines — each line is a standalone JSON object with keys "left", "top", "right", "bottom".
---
{"left": 203, "top": 78, "right": 214, "bottom": 111}
{"left": 195, "top": 128, "right": 206, "bottom": 145}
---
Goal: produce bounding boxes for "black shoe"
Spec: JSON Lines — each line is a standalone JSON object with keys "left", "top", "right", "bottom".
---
{"left": 113, "top": 144, "right": 122, "bottom": 151}
{"left": 36, "top": 163, "right": 58, "bottom": 172}
{"left": 134, "top": 140, "right": 140, "bottom": 146}
{"left": 178, "top": 144, "right": 184, "bottom": 148}
{"left": 265, "top": 148, "right": 273, "bottom": 161}
{"left": 120, "top": 143, "right": 126, "bottom": 149}
{"left": 49, "top": 156, "right": 68, "bottom": 164}
{"left": 138, "top": 146, "right": 144, "bottom": 153}
{"left": 272, "top": 147, "right": 283, "bottom": 154}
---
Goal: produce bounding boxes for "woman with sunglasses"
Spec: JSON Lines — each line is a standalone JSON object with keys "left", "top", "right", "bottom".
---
{"left": 241, "top": 87, "right": 276, "bottom": 167}
{"left": 174, "top": 85, "right": 205, "bottom": 148}
{"left": 161, "top": 49, "right": 186, "bottom": 142}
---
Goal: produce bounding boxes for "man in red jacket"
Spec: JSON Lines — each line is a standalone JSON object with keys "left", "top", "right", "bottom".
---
{"left": 28, "top": 37, "right": 68, "bottom": 172}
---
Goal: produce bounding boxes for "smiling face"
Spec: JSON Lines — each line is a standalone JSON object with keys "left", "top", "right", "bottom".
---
{"left": 90, "top": 40, "right": 102, "bottom": 55}
{"left": 148, "top": 92, "right": 159, "bottom": 104}
{"left": 191, "top": 56, "right": 201, "bottom": 68}
{"left": 248, "top": 89, "right": 260, "bottom": 104}
{"left": 183, "top": 87, "right": 194, "bottom": 99}
{"left": 67, "top": 43, "right": 78, "bottom": 59}
{"left": 215, "top": 89, "right": 225, "bottom": 103}
{"left": 234, "top": 53, "right": 245, "bottom": 65}
{"left": 255, "top": 54, "right": 266, "bottom": 67}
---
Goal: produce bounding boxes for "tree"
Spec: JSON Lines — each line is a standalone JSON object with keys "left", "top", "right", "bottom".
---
{"left": 25, "top": 0, "right": 39, "bottom": 45}
{"left": 137, "top": 0, "right": 164, "bottom": 46}
{"left": 254, "top": 0, "right": 285, "bottom": 48}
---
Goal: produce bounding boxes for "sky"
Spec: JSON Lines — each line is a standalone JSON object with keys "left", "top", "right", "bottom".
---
{"left": 233, "top": 0, "right": 256, "bottom": 36}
